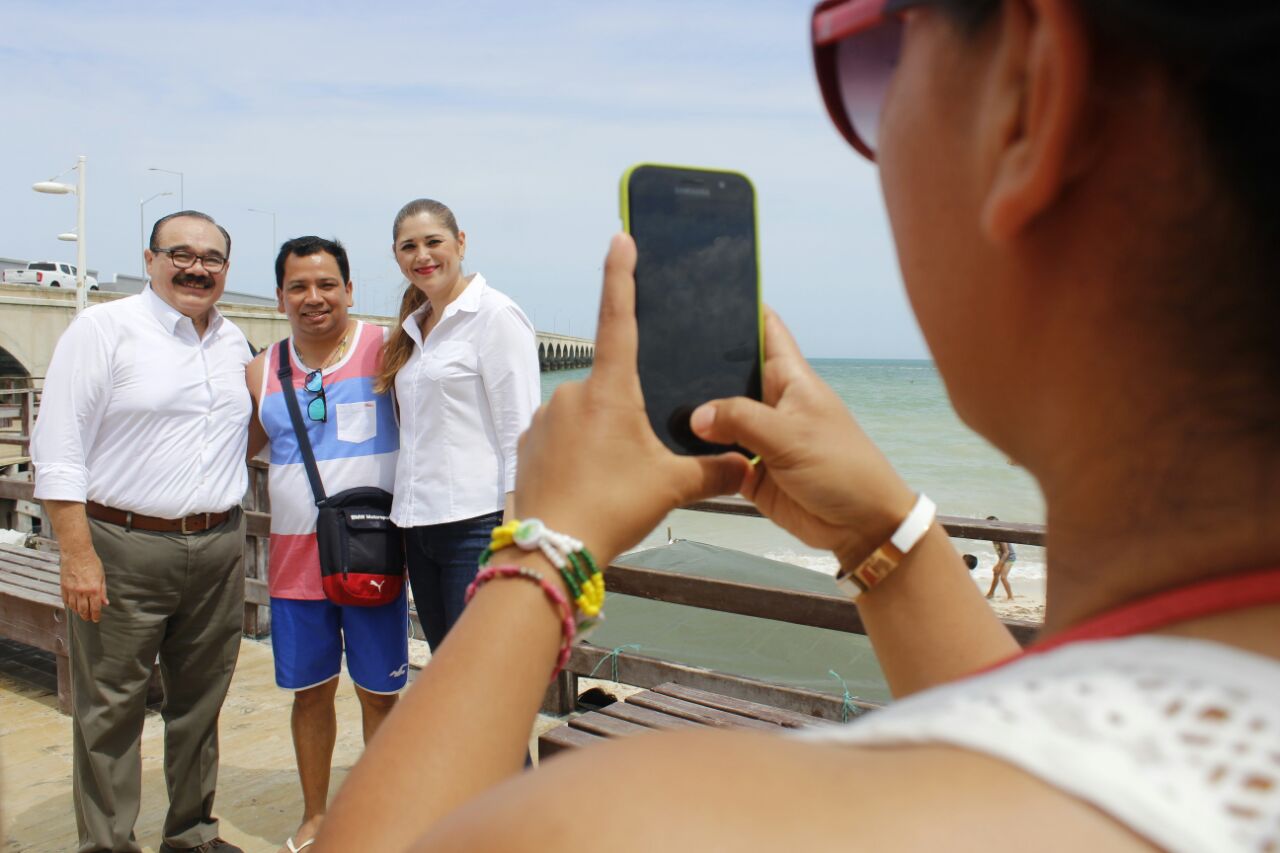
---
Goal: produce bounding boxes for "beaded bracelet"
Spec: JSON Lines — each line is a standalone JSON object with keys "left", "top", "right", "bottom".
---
{"left": 481, "top": 518, "right": 606, "bottom": 631}
{"left": 464, "top": 564, "right": 576, "bottom": 680}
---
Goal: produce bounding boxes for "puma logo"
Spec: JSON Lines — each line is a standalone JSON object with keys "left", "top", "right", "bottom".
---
{"left": 369, "top": 579, "right": 385, "bottom": 592}
{"left": 389, "top": 664, "right": 408, "bottom": 678}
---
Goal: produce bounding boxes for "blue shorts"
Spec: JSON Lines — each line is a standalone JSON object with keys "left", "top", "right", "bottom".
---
{"left": 270, "top": 588, "right": 409, "bottom": 694}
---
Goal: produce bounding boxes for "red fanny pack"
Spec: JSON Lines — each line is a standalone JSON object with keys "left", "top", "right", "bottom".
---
{"left": 314, "top": 486, "right": 405, "bottom": 608}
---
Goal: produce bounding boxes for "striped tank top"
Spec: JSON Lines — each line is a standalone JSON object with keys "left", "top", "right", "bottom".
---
{"left": 258, "top": 321, "right": 399, "bottom": 599}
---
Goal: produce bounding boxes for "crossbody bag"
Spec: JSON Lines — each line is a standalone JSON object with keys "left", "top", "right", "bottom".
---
{"left": 277, "top": 340, "right": 405, "bottom": 607}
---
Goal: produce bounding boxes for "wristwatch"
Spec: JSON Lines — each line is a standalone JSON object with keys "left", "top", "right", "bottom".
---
{"left": 835, "top": 493, "right": 937, "bottom": 599}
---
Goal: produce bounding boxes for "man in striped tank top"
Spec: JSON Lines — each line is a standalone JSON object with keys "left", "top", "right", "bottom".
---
{"left": 246, "top": 237, "right": 406, "bottom": 853}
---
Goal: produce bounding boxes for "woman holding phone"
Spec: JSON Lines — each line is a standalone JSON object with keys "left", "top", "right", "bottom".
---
{"left": 321, "top": 2, "right": 1280, "bottom": 851}
{"left": 376, "top": 199, "right": 540, "bottom": 652}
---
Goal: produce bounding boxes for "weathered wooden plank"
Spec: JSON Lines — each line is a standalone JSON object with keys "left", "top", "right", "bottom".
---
{"left": 0, "top": 596, "right": 66, "bottom": 654}
{"left": 0, "top": 563, "right": 62, "bottom": 594}
{"left": 0, "top": 574, "right": 62, "bottom": 603}
{"left": 0, "top": 556, "right": 60, "bottom": 578}
{"left": 0, "top": 556, "right": 60, "bottom": 582}
{"left": 245, "top": 578, "right": 270, "bottom": 607}
{"left": 606, "top": 559, "right": 867, "bottom": 635}
{"left": 537, "top": 725, "right": 603, "bottom": 760}
{"left": 0, "top": 478, "right": 34, "bottom": 502}
{"left": 0, "top": 575, "right": 60, "bottom": 599}
{"left": 625, "top": 691, "right": 780, "bottom": 731}
{"left": 596, "top": 701, "right": 702, "bottom": 731}
{"left": 652, "top": 682, "right": 827, "bottom": 729}
{"left": 566, "top": 644, "right": 878, "bottom": 722}
{"left": 540, "top": 670, "right": 577, "bottom": 716}
{"left": 0, "top": 544, "right": 58, "bottom": 567}
{"left": 245, "top": 510, "right": 270, "bottom": 540}
{"left": 684, "top": 497, "right": 1047, "bottom": 547}
{"left": 568, "top": 711, "right": 653, "bottom": 740}
{"left": 605, "top": 559, "right": 1040, "bottom": 646}
{"left": 0, "top": 556, "right": 57, "bottom": 574}
{"left": 0, "top": 574, "right": 60, "bottom": 599}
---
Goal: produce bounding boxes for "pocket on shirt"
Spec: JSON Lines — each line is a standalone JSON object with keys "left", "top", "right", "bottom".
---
{"left": 423, "top": 341, "right": 478, "bottom": 381}
{"left": 335, "top": 401, "right": 377, "bottom": 444}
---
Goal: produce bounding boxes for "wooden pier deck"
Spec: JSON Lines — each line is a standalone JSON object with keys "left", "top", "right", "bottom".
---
{"left": 2, "top": 637, "right": 404, "bottom": 852}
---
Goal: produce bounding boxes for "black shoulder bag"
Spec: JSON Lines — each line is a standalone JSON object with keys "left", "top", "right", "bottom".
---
{"left": 277, "top": 341, "right": 405, "bottom": 607}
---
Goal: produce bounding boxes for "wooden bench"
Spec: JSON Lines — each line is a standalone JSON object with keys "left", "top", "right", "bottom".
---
{"left": 0, "top": 543, "right": 71, "bottom": 712}
{"left": 538, "top": 681, "right": 830, "bottom": 759}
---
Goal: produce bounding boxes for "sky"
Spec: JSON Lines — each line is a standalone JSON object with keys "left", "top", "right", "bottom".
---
{"left": 1, "top": 0, "right": 930, "bottom": 359}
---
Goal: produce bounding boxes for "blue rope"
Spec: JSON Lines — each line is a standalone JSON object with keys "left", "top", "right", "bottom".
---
{"left": 828, "top": 669, "right": 863, "bottom": 723}
{"left": 589, "top": 643, "right": 642, "bottom": 682}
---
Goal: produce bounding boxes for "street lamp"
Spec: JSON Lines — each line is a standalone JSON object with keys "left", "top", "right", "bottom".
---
{"left": 33, "top": 155, "right": 87, "bottom": 314}
{"left": 147, "top": 167, "right": 184, "bottom": 208}
{"left": 140, "top": 191, "right": 174, "bottom": 278}
{"left": 247, "top": 208, "right": 277, "bottom": 250}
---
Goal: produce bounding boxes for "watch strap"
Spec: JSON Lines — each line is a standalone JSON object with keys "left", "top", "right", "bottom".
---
{"left": 836, "top": 493, "right": 936, "bottom": 599}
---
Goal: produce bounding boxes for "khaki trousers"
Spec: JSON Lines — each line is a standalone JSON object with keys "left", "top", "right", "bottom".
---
{"left": 69, "top": 509, "right": 245, "bottom": 853}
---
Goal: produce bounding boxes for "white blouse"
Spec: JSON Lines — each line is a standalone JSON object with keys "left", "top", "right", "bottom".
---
{"left": 795, "top": 636, "right": 1280, "bottom": 853}
{"left": 390, "top": 273, "right": 541, "bottom": 527}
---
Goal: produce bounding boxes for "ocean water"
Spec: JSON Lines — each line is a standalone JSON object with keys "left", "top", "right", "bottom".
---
{"left": 541, "top": 359, "right": 1046, "bottom": 583}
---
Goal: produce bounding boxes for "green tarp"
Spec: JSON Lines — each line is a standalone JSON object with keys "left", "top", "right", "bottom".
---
{"left": 585, "top": 540, "right": 891, "bottom": 705}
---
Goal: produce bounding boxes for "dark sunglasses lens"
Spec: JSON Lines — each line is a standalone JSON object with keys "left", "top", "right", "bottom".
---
{"left": 834, "top": 16, "right": 903, "bottom": 155}
{"left": 307, "top": 395, "right": 326, "bottom": 422}
{"left": 304, "top": 371, "right": 323, "bottom": 393}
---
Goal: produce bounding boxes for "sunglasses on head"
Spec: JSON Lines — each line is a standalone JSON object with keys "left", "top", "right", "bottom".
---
{"left": 812, "top": 0, "right": 932, "bottom": 161}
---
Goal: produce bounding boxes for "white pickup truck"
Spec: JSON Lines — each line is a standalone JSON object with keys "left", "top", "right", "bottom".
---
{"left": 3, "top": 261, "right": 99, "bottom": 289}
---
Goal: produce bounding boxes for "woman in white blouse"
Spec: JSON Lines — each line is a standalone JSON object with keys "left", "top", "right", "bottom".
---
{"left": 375, "top": 198, "right": 540, "bottom": 651}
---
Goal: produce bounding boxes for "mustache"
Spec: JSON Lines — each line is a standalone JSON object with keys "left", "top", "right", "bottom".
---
{"left": 173, "top": 272, "right": 213, "bottom": 288}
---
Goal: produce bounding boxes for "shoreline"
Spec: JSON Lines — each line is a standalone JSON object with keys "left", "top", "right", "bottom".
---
{"left": 979, "top": 573, "right": 1046, "bottom": 624}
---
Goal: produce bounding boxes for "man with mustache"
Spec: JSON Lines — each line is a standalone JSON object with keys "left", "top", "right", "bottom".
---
{"left": 32, "top": 211, "right": 252, "bottom": 853}
{"left": 244, "top": 236, "right": 405, "bottom": 853}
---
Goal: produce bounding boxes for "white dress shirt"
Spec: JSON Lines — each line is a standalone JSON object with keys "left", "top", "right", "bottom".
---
{"left": 33, "top": 286, "right": 254, "bottom": 517}
{"left": 391, "top": 273, "right": 541, "bottom": 527}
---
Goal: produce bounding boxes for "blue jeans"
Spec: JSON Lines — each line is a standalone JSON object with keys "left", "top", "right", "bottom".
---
{"left": 404, "top": 511, "right": 503, "bottom": 652}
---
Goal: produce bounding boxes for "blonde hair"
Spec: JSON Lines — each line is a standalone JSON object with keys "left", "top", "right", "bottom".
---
{"left": 375, "top": 199, "right": 460, "bottom": 394}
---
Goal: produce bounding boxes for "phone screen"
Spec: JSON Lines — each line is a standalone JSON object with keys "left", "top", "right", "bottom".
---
{"left": 626, "top": 165, "right": 762, "bottom": 456}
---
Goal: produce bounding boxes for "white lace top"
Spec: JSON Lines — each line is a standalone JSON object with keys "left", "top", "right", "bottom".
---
{"left": 795, "top": 637, "right": 1280, "bottom": 852}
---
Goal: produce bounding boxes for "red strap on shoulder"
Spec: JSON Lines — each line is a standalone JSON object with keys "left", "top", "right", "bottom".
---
{"left": 985, "top": 565, "right": 1280, "bottom": 671}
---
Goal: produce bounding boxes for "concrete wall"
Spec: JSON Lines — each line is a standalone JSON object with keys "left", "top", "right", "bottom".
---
{"left": 0, "top": 284, "right": 593, "bottom": 376}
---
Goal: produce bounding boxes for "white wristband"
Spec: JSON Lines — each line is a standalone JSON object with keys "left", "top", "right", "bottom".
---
{"left": 835, "top": 493, "right": 937, "bottom": 599}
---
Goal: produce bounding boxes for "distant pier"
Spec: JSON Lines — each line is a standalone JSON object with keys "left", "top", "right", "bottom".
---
{"left": 0, "top": 283, "right": 593, "bottom": 377}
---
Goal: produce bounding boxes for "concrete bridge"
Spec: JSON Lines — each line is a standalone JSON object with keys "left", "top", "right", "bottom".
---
{"left": 0, "top": 283, "right": 593, "bottom": 378}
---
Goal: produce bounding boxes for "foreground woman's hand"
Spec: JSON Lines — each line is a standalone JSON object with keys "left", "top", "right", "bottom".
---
{"left": 515, "top": 234, "right": 751, "bottom": 563}
{"left": 689, "top": 311, "right": 918, "bottom": 569}
{"left": 689, "top": 313, "right": 1019, "bottom": 695}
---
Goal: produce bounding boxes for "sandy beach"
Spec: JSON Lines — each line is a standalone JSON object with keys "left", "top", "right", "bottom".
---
{"left": 979, "top": 573, "right": 1047, "bottom": 624}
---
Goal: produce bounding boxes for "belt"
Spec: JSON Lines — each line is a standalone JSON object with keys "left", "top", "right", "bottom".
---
{"left": 86, "top": 502, "right": 232, "bottom": 535}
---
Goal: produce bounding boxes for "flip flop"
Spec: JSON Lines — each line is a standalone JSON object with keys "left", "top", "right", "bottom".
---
{"left": 286, "top": 838, "right": 316, "bottom": 852}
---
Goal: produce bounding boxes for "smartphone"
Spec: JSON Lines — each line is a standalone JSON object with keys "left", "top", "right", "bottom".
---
{"left": 620, "top": 164, "right": 763, "bottom": 456}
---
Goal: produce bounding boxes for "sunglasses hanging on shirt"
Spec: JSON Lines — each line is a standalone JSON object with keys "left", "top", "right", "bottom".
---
{"left": 304, "top": 370, "right": 327, "bottom": 422}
